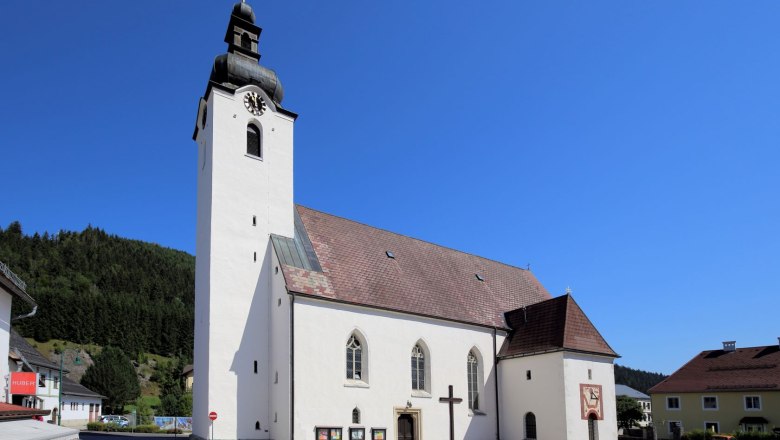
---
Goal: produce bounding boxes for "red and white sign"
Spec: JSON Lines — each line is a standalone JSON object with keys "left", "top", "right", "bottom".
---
{"left": 10, "top": 372, "right": 37, "bottom": 395}
{"left": 209, "top": 411, "right": 218, "bottom": 421}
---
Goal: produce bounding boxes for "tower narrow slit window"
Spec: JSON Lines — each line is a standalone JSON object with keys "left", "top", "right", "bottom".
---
{"left": 247, "top": 124, "right": 261, "bottom": 158}
{"left": 346, "top": 335, "right": 362, "bottom": 380}
{"left": 467, "top": 350, "right": 479, "bottom": 410}
{"left": 411, "top": 344, "right": 425, "bottom": 390}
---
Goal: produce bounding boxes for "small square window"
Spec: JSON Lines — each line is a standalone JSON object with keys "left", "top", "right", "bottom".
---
{"left": 667, "top": 397, "right": 680, "bottom": 410}
{"left": 705, "top": 422, "right": 719, "bottom": 433}
{"left": 745, "top": 395, "right": 761, "bottom": 410}
{"left": 702, "top": 396, "right": 718, "bottom": 410}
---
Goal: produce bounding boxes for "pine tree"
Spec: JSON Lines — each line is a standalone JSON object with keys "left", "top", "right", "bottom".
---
{"left": 81, "top": 347, "right": 140, "bottom": 413}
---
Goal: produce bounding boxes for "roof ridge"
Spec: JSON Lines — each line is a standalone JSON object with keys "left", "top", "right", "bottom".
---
{"left": 295, "top": 204, "right": 533, "bottom": 274}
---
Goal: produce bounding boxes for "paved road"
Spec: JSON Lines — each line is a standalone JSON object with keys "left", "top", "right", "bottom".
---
{"left": 79, "top": 433, "right": 189, "bottom": 439}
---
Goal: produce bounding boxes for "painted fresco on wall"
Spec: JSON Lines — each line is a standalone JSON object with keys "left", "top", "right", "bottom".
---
{"left": 579, "top": 383, "right": 604, "bottom": 420}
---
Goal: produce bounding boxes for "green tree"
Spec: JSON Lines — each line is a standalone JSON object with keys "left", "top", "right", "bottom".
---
{"left": 81, "top": 347, "right": 140, "bottom": 413}
{"left": 616, "top": 395, "right": 645, "bottom": 430}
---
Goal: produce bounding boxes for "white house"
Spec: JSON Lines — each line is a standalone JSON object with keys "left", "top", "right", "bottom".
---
{"left": 192, "top": 3, "right": 619, "bottom": 440}
{"left": 615, "top": 384, "right": 651, "bottom": 427}
{"left": 0, "top": 261, "right": 37, "bottom": 404}
{"left": 0, "top": 263, "right": 79, "bottom": 440}
{"left": 59, "top": 377, "right": 104, "bottom": 429}
{"left": 9, "top": 330, "right": 62, "bottom": 422}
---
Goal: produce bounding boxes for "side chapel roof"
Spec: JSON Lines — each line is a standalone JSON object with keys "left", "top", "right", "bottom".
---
{"left": 275, "top": 205, "right": 552, "bottom": 329}
{"left": 498, "top": 294, "right": 618, "bottom": 358}
{"left": 649, "top": 344, "right": 780, "bottom": 394}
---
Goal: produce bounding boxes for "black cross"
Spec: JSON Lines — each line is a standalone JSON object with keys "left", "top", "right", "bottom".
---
{"left": 439, "top": 385, "right": 463, "bottom": 440}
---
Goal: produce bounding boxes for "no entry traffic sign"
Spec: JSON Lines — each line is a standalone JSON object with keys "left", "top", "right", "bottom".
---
{"left": 209, "top": 411, "right": 218, "bottom": 421}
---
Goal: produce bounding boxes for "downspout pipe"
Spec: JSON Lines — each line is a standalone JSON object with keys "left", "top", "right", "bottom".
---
{"left": 493, "top": 327, "right": 500, "bottom": 440}
{"left": 290, "top": 290, "right": 295, "bottom": 440}
{"left": 12, "top": 304, "right": 37, "bottom": 322}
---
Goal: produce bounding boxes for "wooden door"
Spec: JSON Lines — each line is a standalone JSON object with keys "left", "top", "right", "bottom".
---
{"left": 397, "top": 414, "right": 414, "bottom": 440}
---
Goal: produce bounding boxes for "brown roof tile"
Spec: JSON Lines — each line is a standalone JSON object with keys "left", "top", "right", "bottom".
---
{"left": 649, "top": 345, "right": 780, "bottom": 394}
{"left": 282, "top": 205, "right": 552, "bottom": 328}
{"left": 498, "top": 294, "right": 618, "bottom": 358}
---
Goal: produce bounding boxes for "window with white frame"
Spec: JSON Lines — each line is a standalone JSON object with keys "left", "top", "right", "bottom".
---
{"left": 411, "top": 344, "right": 425, "bottom": 391}
{"left": 745, "top": 395, "right": 761, "bottom": 410}
{"left": 346, "top": 335, "right": 363, "bottom": 381}
{"left": 667, "top": 396, "right": 680, "bottom": 410}
{"left": 467, "top": 350, "right": 479, "bottom": 410}
{"left": 704, "top": 422, "right": 719, "bottom": 433}
{"left": 702, "top": 396, "right": 718, "bottom": 410}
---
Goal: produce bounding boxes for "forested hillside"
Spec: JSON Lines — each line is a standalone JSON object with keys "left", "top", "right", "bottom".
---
{"left": 615, "top": 364, "right": 667, "bottom": 394}
{"left": 0, "top": 221, "right": 194, "bottom": 358}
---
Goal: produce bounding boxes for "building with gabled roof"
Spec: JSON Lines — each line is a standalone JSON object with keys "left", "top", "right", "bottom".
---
{"left": 191, "top": 3, "right": 619, "bottom": 440}
{"left": 615, "top": 384, "right": 652, "bottom": 427}
{"left": 649, "top": 340, "right": 780, "bottom": 438}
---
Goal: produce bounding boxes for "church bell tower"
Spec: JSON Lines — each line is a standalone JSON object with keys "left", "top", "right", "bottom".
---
{"left": 192, "top": 2, "right": 296, "bottom": 439}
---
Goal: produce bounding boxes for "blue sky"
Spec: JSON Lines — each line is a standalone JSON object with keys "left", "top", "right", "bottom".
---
{"left": 2, "top": 1, "right": 779, "bottom": 375}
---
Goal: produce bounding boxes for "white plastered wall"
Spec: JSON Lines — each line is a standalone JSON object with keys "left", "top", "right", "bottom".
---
{"left": 293, "top": 297, "right": 502, "bottom": 440}
{"left": 268, "top": 250, "right": 291, "bottom": 440}
{"left": 499, "top": 351, "right": 567, "bottom": 439}
{"left": 193, "top": 84, "right": 294, "bottom": 440}
{"left": 0, "top": 290, "right": 11, "bottom": 403}
{"left": 60, "top": 395, "right": 102, "bottom": 428}
{"left": 562, "top": 352, "right": 617, "bottom": 440}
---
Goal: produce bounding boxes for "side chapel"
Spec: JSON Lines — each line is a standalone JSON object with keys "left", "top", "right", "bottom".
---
{"left": 191, "top": 3, "right": 619, "bottom": 440}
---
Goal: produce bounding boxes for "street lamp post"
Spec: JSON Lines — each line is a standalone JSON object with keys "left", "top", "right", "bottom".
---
{"left": 57, "top": 349, "right": 82, "bottom": 426}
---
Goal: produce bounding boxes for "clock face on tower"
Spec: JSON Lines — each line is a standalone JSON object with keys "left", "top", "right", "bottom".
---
{"left": 243, "top": 91, "right": 266, "bottom": 116}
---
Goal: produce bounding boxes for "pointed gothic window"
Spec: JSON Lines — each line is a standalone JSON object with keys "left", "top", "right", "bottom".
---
{"left": 352, "top": 407, "right": 360, "bottom": 424}
{"left": 247, "top": 124, "right": 261, "bottom": 158}
{"left": 467, "top": 350, "right": 479, "bottom": 410}
{"left": 411, "top": 344, "right": 425, "bottom": 390}
{"left": 525, "top": 412, "right": 537, "bottom": 439}
{"left": 346, "top": 335, "right": 362, "bottom": 380}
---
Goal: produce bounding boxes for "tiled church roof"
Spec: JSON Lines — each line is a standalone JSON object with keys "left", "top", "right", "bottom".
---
{"left": 498, "top": 294, "right": 618, "bottom": 358}
{"left": 649, "top": 344, "right": 780, "bottom": 394}
{"left": 277, "top": 205, "right": 552, "bottom": 329}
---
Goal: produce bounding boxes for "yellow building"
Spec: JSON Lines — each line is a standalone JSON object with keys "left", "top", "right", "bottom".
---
{"left": 649, "top": 340, "right": 780, "bottom": 439}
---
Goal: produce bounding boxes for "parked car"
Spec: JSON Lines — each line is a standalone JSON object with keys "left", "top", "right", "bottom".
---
{"left": 100, "top": 415, "right": 129, "bottom": 427}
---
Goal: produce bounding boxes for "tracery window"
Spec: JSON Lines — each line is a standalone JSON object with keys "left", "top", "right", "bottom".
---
{"left": 467, "top": 350, "right": 479, "bottom": 410}
{"left": 346, "top": 335, "right": 362, "bottom": 380}
{"left": 411, "top": 344, "right": 425, "bottom": 390}
{"left": 352, "top": 407, "right": 360, "bottom": 424}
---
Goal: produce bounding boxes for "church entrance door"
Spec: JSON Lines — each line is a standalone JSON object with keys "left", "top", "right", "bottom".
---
{"left": 397, "top": 413, "right": 415, "bottom": 440}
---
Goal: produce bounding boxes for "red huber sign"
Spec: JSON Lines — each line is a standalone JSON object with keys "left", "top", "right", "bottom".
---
{"left": 10, "top": 372, "right": 37, "bottom": 395}
{"left": 209, "top": 411, "right": 218, "bottom": 421}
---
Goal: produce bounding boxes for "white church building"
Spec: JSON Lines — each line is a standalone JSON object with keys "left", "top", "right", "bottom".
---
{"left": 192, "top": 3, "right": 619, "bottom": 440}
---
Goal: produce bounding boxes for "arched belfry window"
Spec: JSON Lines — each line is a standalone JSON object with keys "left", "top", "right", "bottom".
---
{"left": 467, "top": 350, "right": 479, "bottom": 410}
{"left": 247, "top": 124, "right": 261, "bottom": 157}
{"left": 241, "top": 32, "right": 252, "bottom": 50}
{"left": 525, "top": 412, "right": 537, "bottom": 440}
{"left": 411, "top": 344, "right": 425, "bottom": 391}
{"left": 352, "top": 407, "right": 360, "bottom": 424}
{"left": 346, "top": 335, "right": 362, "bottom": 380}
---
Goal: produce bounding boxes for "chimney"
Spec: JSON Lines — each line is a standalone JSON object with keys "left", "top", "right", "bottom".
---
{"left": 723, "top": 341, "right": 736, "bottom": 352}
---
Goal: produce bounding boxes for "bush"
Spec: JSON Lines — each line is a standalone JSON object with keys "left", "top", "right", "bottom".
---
{"left": 734, "top": 432, "right": 776, "bottom": 440}
{"left": 85, "top": 422, "right": 161, "bottom": 433}
{"left": 134, "top": 424, "right": 162, "bottom": 433}
{"left": 682, "top": 430, "right": 712, "bottom": 440}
